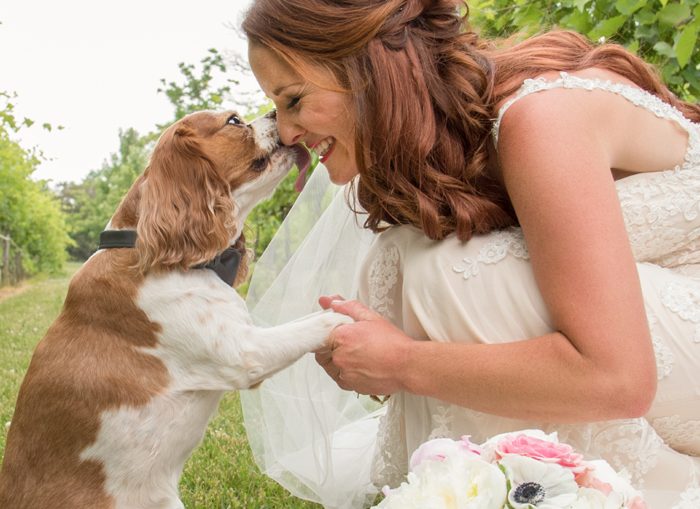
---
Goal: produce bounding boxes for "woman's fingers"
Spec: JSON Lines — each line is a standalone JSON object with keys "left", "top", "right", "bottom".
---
{"left": 328, "top": 299, "right": 381, "bottom": 322}
{"left": 318, "top": 294, "right": 344, "bottom": 309}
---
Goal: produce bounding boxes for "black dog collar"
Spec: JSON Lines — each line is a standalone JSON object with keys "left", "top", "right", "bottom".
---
{"left": 98, "top": 230, "right": 242, "bottom": 286}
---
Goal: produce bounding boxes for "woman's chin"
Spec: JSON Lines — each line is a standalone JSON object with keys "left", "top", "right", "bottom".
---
{"left": 325, "top": 160, "right": 359, "bottom": 186}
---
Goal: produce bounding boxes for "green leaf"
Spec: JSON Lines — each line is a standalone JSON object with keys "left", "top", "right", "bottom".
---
{"left": 634, "top": 8, "right": 658, "bottom": 26}
{"left": 614, "top": 0, "right": 646, "bottom": 15}
{"left": 574, "top": 0, "right": 589, "bottom": 11}
{"left": 654, "top": 41, "right": 675, "bottom": 58}
{"left": 588, "top": 15, "right": 628, "bottom": 40}
{"left": 682, "top": 65, "right": 700, "bottom": 92}
{"left": 658, "top": 2, "right": 691, "bottom": 26}
{"left": 674, "top": 22, "right": 699, "bottom": 68}
{"left": 627, "top": 40, "right": 640, "bottom": 55}
{"left": 560, "top": 10, "right": 593, "bottom": 33}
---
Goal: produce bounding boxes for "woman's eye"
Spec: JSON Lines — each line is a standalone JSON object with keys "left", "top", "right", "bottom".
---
{"left": 287, "top": 96, "right": 301, "bottom": 110}
{"left": 227, "top": 114, "right": 243, "bottom": 126}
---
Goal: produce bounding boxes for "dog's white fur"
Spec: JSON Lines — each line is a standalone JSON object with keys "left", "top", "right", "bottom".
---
{"left": 81, "top": 270, "right": 347, "bottom": 508}
{"left": 0, "top": 112, "right": 349, "bottom": 509}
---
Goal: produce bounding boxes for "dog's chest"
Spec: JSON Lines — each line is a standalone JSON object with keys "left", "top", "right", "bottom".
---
{"left": 80, "top": 390, "right": 223, "bottom": 506}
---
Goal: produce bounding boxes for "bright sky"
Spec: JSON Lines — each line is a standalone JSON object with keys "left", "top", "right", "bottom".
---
{"left": 1, "top": 0, "right": 260, "bottom": 184}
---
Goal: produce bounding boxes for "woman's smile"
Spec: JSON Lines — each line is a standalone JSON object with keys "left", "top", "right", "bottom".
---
{"left": 309, "top": 137, "right": 336, "bottom": 163}
{"left": 248, "top": 43, "right": 358, "bottom": 185}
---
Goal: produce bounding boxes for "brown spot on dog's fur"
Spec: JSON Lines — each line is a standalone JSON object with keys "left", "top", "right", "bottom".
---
{"left": 0, "top": 250, "right": 169, "bottom": 509}
{"left": 197, "top": 311, "right": 214, "bottom": 325}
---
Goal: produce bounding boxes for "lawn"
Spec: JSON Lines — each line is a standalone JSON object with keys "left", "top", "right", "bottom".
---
{"left": 0, "top": 263, "right": 321, "bottom": 508}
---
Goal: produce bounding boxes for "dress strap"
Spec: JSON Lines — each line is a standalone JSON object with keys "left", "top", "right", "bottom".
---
{"left": 491, "top": 72, "right": 700, "bottom": 169}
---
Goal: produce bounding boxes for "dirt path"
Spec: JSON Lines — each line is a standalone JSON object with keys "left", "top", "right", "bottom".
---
{"left": 0, "top": 282, "right": 31, "bottom": 303}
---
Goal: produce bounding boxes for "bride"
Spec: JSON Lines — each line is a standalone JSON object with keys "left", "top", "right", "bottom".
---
{"left": 240, "top": 0, "right": 700, "bottom": 507}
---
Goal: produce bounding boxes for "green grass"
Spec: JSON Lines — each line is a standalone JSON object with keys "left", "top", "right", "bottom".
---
{"left": 0, "top": 263, "right": 321, "bottom": 509}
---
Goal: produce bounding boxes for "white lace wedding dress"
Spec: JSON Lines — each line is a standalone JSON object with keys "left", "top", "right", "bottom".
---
{"left": 359, "top": 72, "right": 700, "bottom": 508}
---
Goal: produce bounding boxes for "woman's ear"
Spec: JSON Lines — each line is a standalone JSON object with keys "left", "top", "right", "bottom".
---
{"left": 136, "top": 124, "right": 235, "bottom": 272}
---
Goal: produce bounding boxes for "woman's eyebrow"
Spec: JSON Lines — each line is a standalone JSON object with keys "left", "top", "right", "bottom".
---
{"left": 273, "top": 82, "right": 303, "bottom": 96}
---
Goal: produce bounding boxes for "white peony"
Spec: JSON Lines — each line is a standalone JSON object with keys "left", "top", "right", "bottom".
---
{"left": 500, "top": 455, "right": 579, "bottom": 508}
{"left": 374, "top": 455, "right": 507, "bottom": 509}
{"left": 584, "top": 460, "right": 643, "bottom": 504}
{"left": 409, "top": 436, "right": 481, "bottom": 470}
{"left": 567, "top": 487, "right": 624, "bottom": 509}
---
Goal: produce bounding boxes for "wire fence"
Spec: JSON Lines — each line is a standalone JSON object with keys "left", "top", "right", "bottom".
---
{"left": 0, "top": 234, "right": 25, "bottom": 287}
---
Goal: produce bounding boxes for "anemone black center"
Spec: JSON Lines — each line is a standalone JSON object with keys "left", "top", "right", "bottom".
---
{"left": 512, "top": 482, "right": 546, "bottom": 504}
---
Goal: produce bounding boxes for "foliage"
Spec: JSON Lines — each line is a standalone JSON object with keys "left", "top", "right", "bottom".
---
{"left": 62, "top": 48, "right": 303, "bottom": 263}
{"left": 0, "top": 268, "right": 320, "bottom": 508}
{"left": 157, "top": 48, "right": 240, "bottom": 123}
{"left": 0, "top": 94, "right": 70, "bottom": 274}
{"left": 469, "top": 0, "right": 700, "bottom": 101}
{"left": 58, "top": 128, "right": 150, "bottom": 260}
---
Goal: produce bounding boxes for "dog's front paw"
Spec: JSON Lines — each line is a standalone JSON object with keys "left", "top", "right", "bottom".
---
{"left": 302, "top": 310, "right": 353, "bottom": 349}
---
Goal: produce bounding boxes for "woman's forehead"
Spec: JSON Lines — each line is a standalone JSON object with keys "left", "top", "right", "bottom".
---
{"left": 249, "top": 42, "right": 346, "bottom": 95}
{"left": 248, "top": 44, "right": 303, "bottom": 96}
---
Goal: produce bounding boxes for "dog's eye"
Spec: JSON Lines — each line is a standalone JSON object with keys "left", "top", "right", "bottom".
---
{"left": 251, "top": 156, "right": 269, "bottom": 172}
{"left": 227, "top": 114, "right": 243, "bottom": 126}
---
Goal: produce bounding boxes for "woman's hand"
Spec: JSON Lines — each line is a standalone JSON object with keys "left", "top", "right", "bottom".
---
{"left": 315, "top": 296, "right": 414, "bottom": 396}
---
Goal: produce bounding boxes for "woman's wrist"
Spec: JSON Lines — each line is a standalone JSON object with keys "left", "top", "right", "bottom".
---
{"left": 391, "top": 336, "right": 428, "bottom": 396}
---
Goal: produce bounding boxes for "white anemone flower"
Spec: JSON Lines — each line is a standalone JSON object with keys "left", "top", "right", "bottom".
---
{"left": 500, "top": 455, "right": 579, "bottom": 508}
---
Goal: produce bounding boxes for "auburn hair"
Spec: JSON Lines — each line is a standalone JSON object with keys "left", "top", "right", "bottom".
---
{"left": 243, "top": 0, "right": 700, "bottom": 241}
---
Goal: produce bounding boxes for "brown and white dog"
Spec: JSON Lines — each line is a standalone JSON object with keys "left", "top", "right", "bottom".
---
{"left": 0, "top": 110, "right": 349, "bottom": 509}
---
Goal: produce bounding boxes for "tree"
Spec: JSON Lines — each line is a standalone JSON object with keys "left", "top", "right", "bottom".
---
{"left": 59, "top": 128, "right": 150, "bottom": 259}
{"left": 469, "top": 0, "right": 700, "bottom": 100}
{"left": 0, "top": 93, "right": 70, "bottom": 274}
{"left": 63, "top": 48, "right": 306, "bottom": 261}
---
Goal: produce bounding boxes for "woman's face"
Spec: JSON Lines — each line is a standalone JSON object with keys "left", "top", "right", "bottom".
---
{"left": 248, "top": 43, "right": 358, "bottom": 185}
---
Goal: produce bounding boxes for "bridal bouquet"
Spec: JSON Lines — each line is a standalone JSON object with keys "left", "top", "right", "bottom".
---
{"left": 372, "top": 430, "right": 646, "bottom": 509}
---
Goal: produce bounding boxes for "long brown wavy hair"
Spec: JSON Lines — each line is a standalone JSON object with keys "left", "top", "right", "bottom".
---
{"left": 243, "top": 0, "right": 700, "bottom": 241}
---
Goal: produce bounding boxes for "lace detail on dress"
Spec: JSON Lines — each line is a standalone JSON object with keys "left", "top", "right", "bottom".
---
{"left": 427, "top": 405, "right": 452, "bottom": 440}
{"left": 552, "top": 420, "right": 664, "bottom": 488}
{"left": 661, "top": 279, "right": 700, "bottom": 343}
{"left": 650, "top": 415, "right": 700, "bottom": 457}
{"left": 615, "top": 167, "right": 700, "bottom": 265}
{"left": 492, "top": 72, "right": 700, "bottom": 167}
{"left": 672, "top": 482, "right": 700, "bottom": 509}
{"left": 368, "top": 245, "right": 400, "bottom": 320}
{"left": 645, "top": 305, "right": 675, "bottom": 380}
{"left": 452, "top": 227, "right": 529, "bottom": 280}
{"left": 371, "top": 396, "right": 408, "bottom": 489}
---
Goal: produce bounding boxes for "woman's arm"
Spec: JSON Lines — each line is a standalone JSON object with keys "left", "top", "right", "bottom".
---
{"left": 318, "top": 87, "right": 657, "bottom": 423}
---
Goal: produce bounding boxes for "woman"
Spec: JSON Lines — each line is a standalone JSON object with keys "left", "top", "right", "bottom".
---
{"left": 241, "top": 0, "right": 700, "bottom": 507}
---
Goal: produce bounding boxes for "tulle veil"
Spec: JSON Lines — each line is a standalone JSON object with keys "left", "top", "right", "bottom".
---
{"left": 241, "top": 165, "right": 383, "bottom": 509}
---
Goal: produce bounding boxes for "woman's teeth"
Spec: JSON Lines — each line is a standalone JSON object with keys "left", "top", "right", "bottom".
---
{"left": 312, "top": 138, "right": 334, "bottom": 158}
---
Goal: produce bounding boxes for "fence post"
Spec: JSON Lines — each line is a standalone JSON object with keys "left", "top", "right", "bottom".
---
{"left": 1, "top": 235, "right": 10, "bottom": 287}
{"left": 14, "top": 250, "right": 23, "bottom": 285}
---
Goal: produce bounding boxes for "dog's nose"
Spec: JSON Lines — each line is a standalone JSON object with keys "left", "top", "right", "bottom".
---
{"left": 265, "top": 109, "right": 277, "bottom": 121}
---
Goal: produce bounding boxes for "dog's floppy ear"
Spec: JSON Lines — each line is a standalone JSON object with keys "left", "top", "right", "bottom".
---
{"left": 136, "top": 124, "right": 235, "bottom": 273}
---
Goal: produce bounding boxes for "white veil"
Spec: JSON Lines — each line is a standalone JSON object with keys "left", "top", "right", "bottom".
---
{"left": 241, "top": 166, "right": 383, "bottom": 509}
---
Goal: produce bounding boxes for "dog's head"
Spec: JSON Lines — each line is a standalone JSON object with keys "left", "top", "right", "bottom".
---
{"left": 132, "top": 110, "right": 309, "bottom": 274}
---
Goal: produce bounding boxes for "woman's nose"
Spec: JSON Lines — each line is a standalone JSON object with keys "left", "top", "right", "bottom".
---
{"left": 275, "top": 111, "right": 306, "bottom": 146}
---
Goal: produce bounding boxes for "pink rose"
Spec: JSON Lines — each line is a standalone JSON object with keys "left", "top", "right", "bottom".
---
{"left": 495, "top": 433, "right": 587, "bottom": 474}
{"left": 409, "top": 436, "right": 481, "bottom": 470}
{"left": 626, "top": 496, "right": 648, "bottom": 509}
{"left": 576, "top": 468, "right": 613, "bottom": 494}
